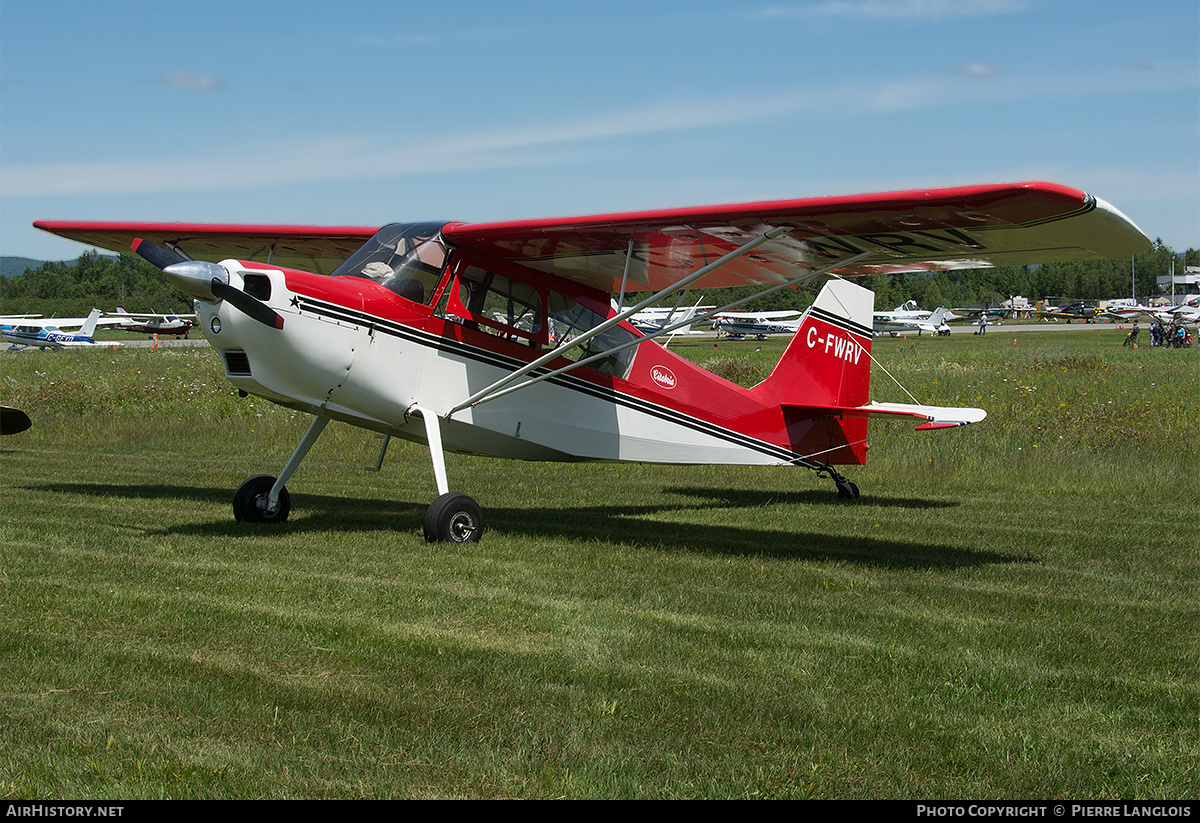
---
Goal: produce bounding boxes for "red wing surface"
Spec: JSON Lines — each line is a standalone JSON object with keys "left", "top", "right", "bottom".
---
{"left": 443, "top": 182, "right": 1150, "bottom": 293}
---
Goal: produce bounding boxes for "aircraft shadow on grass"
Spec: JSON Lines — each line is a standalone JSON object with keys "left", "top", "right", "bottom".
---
{"left": 31, "top": 481, "right": 1029, "bottom": 570}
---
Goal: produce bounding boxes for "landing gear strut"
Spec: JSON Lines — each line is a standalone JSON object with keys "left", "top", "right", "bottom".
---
{"left": 233, "top": 416, "right": 328, "bottom": 523}
{"left": 410, "top": 405, "right": 485, "bottom": 543}
{"left": 230, "top": 409, "right": 484, "bottom": 541}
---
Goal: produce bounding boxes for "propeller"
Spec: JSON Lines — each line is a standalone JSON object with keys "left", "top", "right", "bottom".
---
{"left": 211, "top": 278, "right": 286, "bottom": 329}
{"left": 132, "top": 238, "right": 284, "bottom": 329}
{"left": 130, "top": 237, "right": 187, "bottom": 269}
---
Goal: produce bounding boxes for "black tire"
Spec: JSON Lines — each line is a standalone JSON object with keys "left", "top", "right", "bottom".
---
{"left": 836, "top": 479, "right": 860, "bottom": 501}
{"left": 423, "top": 492, "right": 483, "bottom": 543}
{"left": 233, "top": 474, "right": 290, "bottom": 523}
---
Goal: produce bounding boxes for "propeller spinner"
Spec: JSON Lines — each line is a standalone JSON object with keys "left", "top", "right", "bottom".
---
{"left": 132, "top": 238, "right": 284, "bottom": 329}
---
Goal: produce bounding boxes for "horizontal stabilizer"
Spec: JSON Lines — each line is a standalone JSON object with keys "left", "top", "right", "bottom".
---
{"left": 860, "top": 401, "right": 986, "bottom": 429}
{"left": 785, "top": 401, "right": 986, "bottom": 431}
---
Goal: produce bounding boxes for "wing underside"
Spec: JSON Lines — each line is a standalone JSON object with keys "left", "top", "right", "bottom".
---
{"left": 34, "top": 182, "right": 1150, "bottom": 293}
{"left": 33, "top": 221, "right": 380, "bottom": 276}
{"left": 442, "top": 182, "right": 1150, "bottom": 293}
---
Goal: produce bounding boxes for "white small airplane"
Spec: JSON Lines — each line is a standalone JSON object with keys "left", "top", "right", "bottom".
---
{"left": 712, "top": 309, "right": 804, "bottom": 338}
{"left": 629, "top": 303, "right": 714, "bottom": 336}
{"left": 872, "top": 300, "right": 927, "bottom": 327}
{"left": 110, "top": 306, "right": 198, "bottom": 337}
{"left": 873, "top": 304, "right": 951, "bottom": 337}
{"left": 1154, "top": 298, "right": 1200, "bottom": 324}
{"left": 1, "top": 309, "right": 122, "bottom": 350}
{"left": 1099, "top": 299, "right": 1158, "bottom": 321}
{"left": 34, "top": 182, "right": 1150, "bottom": 543}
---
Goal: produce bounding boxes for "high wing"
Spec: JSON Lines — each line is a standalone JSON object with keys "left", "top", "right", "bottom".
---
{"left": 441, "top": 182, "right": 1151, "bottom": 293}
{"left": 33, "top": 221, "right": 380, "bottom": 276}
{"left": 35, "top": 182, "right": 1150, "bottom": 294}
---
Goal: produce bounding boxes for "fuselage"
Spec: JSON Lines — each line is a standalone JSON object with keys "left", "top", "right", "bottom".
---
{"left": 204, "top": 265, "right": 787, "bottom": 465}
{"left": 198, "top": 252, "right": 864, "bottom": 468}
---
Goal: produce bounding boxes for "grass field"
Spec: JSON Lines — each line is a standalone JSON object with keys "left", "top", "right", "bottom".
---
{"left": 1, "top": 329, "right": 1197, "bottom": 799}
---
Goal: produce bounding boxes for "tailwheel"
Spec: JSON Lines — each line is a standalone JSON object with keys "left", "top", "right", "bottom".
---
{"left": 810, "top": 463, "right": 861, "bottom": 501}
{"left": 835, "top": 477, "right": 860, "bottom": 501}
{"left": 423, "top": 492, "right": 483, "bottom": 543}
{"left": 233, "top": 474, "right": 291, "bottom": 523}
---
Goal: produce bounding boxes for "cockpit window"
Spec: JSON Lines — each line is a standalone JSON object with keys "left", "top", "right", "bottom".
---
{"left": 333, "top": 222, "right": 449, "bottom": 304}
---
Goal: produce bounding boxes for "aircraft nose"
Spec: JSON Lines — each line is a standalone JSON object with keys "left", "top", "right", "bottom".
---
{"left": 163, "top": 260, "right": 229, "bottom": 303}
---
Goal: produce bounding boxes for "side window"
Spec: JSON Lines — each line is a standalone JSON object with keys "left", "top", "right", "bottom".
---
{"left": 548, "top": 291, "right": 638, "bottom": 379}
{"left": 448, "top": 263, "right": 544, "bottom": 342}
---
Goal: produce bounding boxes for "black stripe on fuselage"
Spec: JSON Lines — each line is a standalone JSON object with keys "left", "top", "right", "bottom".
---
{"left": 289, "top": 294, "right": 804, "bottom": 463}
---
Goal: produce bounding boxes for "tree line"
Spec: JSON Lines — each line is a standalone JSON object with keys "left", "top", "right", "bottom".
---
{"left": 0, "top": 251, "right": 193, "bottom": 318}
{"left": 1, "top": 241, "right": 1195, "bottom": 319}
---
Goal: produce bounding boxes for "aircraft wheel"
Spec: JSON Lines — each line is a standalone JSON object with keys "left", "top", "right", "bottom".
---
{"left": 423, "top": 492, "right": 483, "bottom": 543}
{"left": 835, "top": 479, "right": 860, "bottom": 501}
{"left": 233, "top": 474, "right": 290, "bottom": 523}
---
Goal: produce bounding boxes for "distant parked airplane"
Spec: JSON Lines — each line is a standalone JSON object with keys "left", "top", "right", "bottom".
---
{"left": 873, "top": 304, "right": 951, "bottom": 337}
{"left": 1, "top": 309, "right": 121, "bottom": 349}
{"left": 111, "top": 306, "right": 197, "bottom": 337}
{"left": 712, "top": 309, "right": 804, "bottom": 338}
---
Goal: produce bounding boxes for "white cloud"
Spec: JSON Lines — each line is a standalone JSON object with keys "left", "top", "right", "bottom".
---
{"left": 161, "top": 71, "right": 224, "bottom": 92}
{"left": 956, "top": 62, "right": 1002, "bottom": 78}
{"left": 761, "top": 0, "right": 1029, "bottom": 20}
{"left": 4, "top": 63, "right": 1194, "bottom": 200}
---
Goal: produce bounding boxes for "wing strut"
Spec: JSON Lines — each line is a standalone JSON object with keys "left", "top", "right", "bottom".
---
{"left": 616, "top": 234, "right": 635, "bottom": 312}
{"left": 453, "top": 250, "right": 877, "bottom": 412}
{"left": 446, "top": 226, "right": 801, "bottom": 416}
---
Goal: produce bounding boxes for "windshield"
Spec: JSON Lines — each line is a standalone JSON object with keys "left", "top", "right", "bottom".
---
{"left": 333, "top": 222, "right": 450, "bottom": 303}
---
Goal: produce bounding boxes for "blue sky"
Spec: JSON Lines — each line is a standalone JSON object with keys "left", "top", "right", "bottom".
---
{"left": 2, "top": 0, "right": 1196, "bottom": 261}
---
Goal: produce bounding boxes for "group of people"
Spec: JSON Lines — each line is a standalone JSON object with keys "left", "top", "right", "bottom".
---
{"left": 1123, "top": 319, "right": 1194, "bottom": 348}
{"left": 1150, "top": 319, "right": 1193, "bottom": 348}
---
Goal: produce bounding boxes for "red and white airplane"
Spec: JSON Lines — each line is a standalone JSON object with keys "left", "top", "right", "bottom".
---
{"left": 35, "top": 182, "right": 1149, "bottom": 542}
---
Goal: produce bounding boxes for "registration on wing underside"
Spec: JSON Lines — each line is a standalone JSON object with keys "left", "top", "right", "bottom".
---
{"left": 505, "top": 222, "right": 1056, "bottom": 289}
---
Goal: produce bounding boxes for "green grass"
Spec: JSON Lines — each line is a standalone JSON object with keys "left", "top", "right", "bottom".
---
{"left": 1, "top": 331, "right": 1197, "bottom": 799}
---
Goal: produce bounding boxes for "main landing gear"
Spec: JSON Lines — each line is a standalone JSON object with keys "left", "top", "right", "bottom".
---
{"left": 230, "top": 412, "right": 485, "bottom": 543}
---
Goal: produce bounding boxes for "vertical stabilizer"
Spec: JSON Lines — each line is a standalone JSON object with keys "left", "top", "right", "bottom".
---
{"left": 79, "top": 309, "right": 103, "bottom": 338}
{"left": 756, "top": 278, "right": 874, "bottom": 408}
{"left": 754, "top": 278, "right": 876, "bottom": 464}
